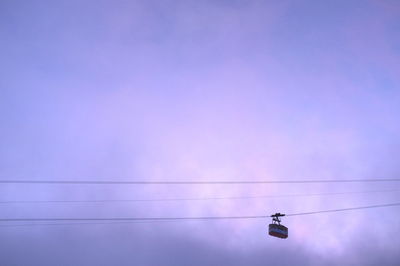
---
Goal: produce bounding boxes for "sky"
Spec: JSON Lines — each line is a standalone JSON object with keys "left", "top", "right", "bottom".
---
{"left": 1, "top": 0, "right": 400, "bottom": 265}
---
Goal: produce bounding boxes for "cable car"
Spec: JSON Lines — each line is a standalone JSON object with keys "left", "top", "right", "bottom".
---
{"left": 269, "top": 213, "right": 288, "bottom": 239}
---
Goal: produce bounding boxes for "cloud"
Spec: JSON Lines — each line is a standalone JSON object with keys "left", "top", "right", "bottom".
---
{"left": 0, "top": 0, "right": 400, "bottom": 265}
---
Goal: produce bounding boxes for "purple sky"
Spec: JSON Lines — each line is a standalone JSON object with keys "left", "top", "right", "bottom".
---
{"left": 1, "top": 0, "right": 400, "bottom": 265}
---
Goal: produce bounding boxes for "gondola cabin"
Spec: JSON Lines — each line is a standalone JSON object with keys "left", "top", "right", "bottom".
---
{"left": 269, "top": 213, "right": 288, "bottom": 239}
{"left": 268, "top": 223, "right": 288, "bottom": 239}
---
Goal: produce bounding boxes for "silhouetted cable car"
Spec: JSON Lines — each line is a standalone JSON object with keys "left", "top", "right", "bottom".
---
{"left": 269, "top": 213, "right": 288, "bottom": 239}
